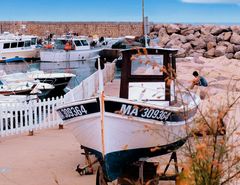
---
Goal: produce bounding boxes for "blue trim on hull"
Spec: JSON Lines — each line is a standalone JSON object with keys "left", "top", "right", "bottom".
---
{"left": 4, "top": 57, "right": 25, "bottom": 63}
{"left": 81, "top": 137, "right": 187, "bottom": 182}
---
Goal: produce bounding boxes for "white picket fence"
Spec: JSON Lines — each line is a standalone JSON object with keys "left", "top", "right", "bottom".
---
{"left": 0, "top": 96, "right": 64, "bottom": 137}
{"left": 0, "top": 62, "right": 116, "bottom": 138}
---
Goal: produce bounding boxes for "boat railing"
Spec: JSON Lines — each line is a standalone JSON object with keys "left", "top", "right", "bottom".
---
{"left": 64, "top": 62, "right": 115, "bottom": 103}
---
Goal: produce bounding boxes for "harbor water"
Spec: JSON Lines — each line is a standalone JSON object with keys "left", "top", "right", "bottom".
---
{"left": 0, "top": 59, "right": 97, "bottom": 90}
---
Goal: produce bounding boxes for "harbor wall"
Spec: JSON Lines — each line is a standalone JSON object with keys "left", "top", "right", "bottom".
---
{"left": 0, "top": 21, "right": 143, "bottom": 37}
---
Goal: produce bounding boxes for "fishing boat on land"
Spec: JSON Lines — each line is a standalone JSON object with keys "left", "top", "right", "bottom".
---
{"left": 56, "top": 48, "right": 200, "bottom": 184}
{"left": 40, "top": 36, "right": 101, "bottom": 62}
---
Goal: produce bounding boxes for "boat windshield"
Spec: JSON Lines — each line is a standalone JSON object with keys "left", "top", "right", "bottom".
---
{"left": 54, "top": 39, "right": 68, "bottom": 49}
{"left": 131, "top": 55, "right": 163, "bottom": 76}
{"left": 80, "top": 40, "right": 89, "bottom": 46}
{"left": 74, "top": 40, "right": 82, "bottom": 47}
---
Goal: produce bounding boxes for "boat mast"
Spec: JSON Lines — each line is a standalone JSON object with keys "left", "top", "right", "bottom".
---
{"left": 142, "top": 0, "right": 148, "bottom": 47}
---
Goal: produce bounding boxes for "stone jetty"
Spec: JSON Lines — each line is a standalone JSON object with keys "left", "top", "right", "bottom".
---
{"left": 150, "top": 24, "right": 240, "bottom": 59}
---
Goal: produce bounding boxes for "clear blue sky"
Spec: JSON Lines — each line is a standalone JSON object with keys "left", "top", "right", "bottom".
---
{"left": 0, "top": 0, "right": 240, "bottom": 24}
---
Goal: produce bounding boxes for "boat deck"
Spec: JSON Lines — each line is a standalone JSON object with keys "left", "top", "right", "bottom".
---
{"left": 105, "top": 79, "right": 120, "bottom": 97}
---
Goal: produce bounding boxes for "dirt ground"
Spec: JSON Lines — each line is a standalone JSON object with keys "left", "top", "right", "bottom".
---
{"left": 0, "top": 127, "right": 96, "bottom": 185}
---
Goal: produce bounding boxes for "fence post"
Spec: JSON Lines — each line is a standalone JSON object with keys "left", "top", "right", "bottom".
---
{"left": 57, "top": 96, "right": 64, "bottom": 129}
{"left": 28, "top": 101, "right": 34, "bottom": 136}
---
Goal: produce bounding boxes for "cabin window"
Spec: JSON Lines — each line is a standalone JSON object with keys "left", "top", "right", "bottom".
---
{"left": 18, "top": 41, "right": 24, "bottom": 47}
{"left": 3, "top": 43, "right": 10, "bottom": 49}
{"left": 10, "top": 42, "right": 17, "bottom": 48}
{"left": 31, "top": 38, "right": 37, "bottom": 45}
{"left": 80, "top": 40, "right": 89, "bottom": 46}
{"left": 131, "top": 55, "right": 164, "bottom": 76}
{"left": 24, "top": 41, "right": 31, "bottom": 47}
{"left": 74, "top": 40, "right": 82, "bottom": 46}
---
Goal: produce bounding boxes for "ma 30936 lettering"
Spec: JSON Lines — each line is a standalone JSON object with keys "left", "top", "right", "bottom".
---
{"left": 120, "top": 104, "right": 171, "bottom": 121}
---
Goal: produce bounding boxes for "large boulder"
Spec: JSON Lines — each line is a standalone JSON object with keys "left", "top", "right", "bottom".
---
{"left": 186, "top": 34, "right": 195, "bottom": 42}
{"left": 204, "top": 48, "right": 215, "bottom": 58}
{"left": 179, "top": 24, "right": 190, "bottom": 30}
{"left": 159, "top": 34, "right": 170, "bottom": 45}
{"left": 191, "top": 38, "right": 206, "bottom": 49}
{"left": 191, "top": 25, "right": 202, "bottom": 32}
{"left": 201, "top": 33, "right": 216, "bottom": 43}
{"left": 233, "top": 45, "right": 240, "bottom": 52}
{"left": 189, "top": 49, "right": 205, "bottom": 57}
{"left": 152, "top": 24, "right": 164, "bottom": 32}
{"left": 234, "top": 51, "right": 240, "bottom": 59}
{"left": 166, "top": 24, "right": 180, "bottom": 34}
{"left": 214, "top": 45, "right": 227, "bottom": 57}
{"left": 176, "top": 48, "right": 187, "bottom": 58}
{"left": 170, "top": 33, "right": 187, "bottom": 43}
{"left": 210, "top": 25, "right": 229, "bottom": 35}
{"left": 217, "top": 32, "right": 232, "bottom": 42}
{"left": 165, "top": 39, "right": 182, "bottom": 48}
{"left": 182, "top": 42, "right": 192, "bottom": 53}
{"left": 230, "top": 25, "right": 240, "bottom": 34}
{"left": 201, "top": 25, "right": 214, "bottom": 35}
{"left": 226, "top": 44, "right": 234, "bottom": 53}
{"left": 224, "top": 32, "right": 232, "bottom": 41}
{"left": 207, "top": 41, "right": 217, "bottom": 50}
{"left": 158, "top": 27, "right": 168, "bottom": 37}
{"left": 217, "top": 41, "right": 234, "bottom": 53}
{"left": 194, "top": 31, "right": 201, "bottom": 38}
{"left": 230, "top": 32, "right": 240, "bottom": 45}
{"left": 226, "top": 53, "right": 234, "bottom": 59}
{"left": 181, "top": 28, "right": 195, "bottom": 36}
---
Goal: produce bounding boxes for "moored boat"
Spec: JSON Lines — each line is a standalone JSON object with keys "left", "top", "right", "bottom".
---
{"left": 40, "top": 36, "right": 101, "bottom": 62}
{"left": 0, "top": 32, "right": 40, "bottom": 62}
{"left": 0, "top": 70, "right": 75, "bottom": 98}
{"left": 56, "top": 48, "right": 201, "bottom": 183}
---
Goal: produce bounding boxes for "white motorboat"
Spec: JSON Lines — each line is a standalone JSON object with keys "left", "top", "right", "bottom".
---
{"left": 0, "top": 70, "right": 75, "bottom": 98}
{"left": 0, "top": 79, "right": 37, "bottom": 95}
{"left": 56, "top": 48, "right": 201, "bottom": 182}
{"left": 40, "top": 36, "right": 101, "bottom": 62}
{"left": 0, "top": 32, "right": 40, "bottom": 62}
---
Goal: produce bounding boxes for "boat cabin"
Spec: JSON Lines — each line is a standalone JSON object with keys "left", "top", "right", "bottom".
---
{"left": 120, "top": 48, "right": 178, "bottom": 106}
{"left": 54, "top": 37, "right": 90, "bottom": 50}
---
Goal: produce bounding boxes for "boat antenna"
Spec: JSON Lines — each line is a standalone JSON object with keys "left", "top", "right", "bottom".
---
{"left": 142, "top": 0, "right": 145, "bottom": 36}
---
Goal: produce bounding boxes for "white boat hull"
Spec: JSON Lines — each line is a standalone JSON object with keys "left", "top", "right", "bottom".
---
{"left": 0, "top": 49, "right": 40, "bottom": 61}
{"left": 40, "top": 48, "right": 101, "bottom": 62}
{"left": 57, "top": 95, "right": 198, "bottom": 181}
